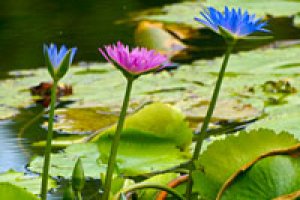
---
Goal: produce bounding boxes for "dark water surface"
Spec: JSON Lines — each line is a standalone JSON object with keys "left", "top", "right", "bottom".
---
{"left": 0, "top": 0, "right": 178, "bottom": 74}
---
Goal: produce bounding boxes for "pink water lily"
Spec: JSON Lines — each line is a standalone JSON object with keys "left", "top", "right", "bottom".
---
{"left": 99, "top": 41, "right": 168, "bottom": 76}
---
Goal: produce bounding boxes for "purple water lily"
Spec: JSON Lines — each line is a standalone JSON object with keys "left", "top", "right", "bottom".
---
{"left": 99, "top": 41, "right": 168, "bottom": 76}
{"left": 195, "top": 6, "right": 270, "bottom": 37}
{"left": 43, "top": 43, "right": 77, "bottom": 69}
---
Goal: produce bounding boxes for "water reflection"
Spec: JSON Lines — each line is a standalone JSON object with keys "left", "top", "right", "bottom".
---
{"left": 0, "top": 120, "right": 29, "bottom": 172}
{"left": 0, "top": 0, "right": 178, "bottom": 73}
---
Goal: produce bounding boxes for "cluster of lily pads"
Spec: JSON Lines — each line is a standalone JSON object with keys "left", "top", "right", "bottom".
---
{"left": 2, "top": 4, "right": 300, "bottom": 200}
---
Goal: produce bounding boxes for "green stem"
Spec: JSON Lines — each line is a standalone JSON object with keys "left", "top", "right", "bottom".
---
{"left": 114, "top": 183, "right": 185, "bottom": 200}
{"left": 102, "top": 78, "right": 134, "bottom": 200}
{"left": 41, "top": 80, "right": 58, "bottom": 200}
{"left": 185, "top": 42, "right": 235, "bottom": 200}
{"left": 76, "top": 190, "right": 82, "bottom": 200}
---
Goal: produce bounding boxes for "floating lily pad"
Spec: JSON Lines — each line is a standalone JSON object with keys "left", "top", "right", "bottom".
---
{"left": 181, "top": 99, "right": 261, "bottom": 122}
{"left": 98, "top": 129, "right": 190, "bottom": 176}
{"left": 193, "top": 129, "right": 299, "bottom": 200}
{"left": 52, "top": 107, "right": 119, "bottom": 134}
{"left": 29, "top": 143, "right": 105, "bottom": 178}
{"left": 137, "top": 0, "right": 300, "bottom": 28}
{"left": 0, "top": 170, "right": 56, "bottom": 195}
{"left": 29, "top": 103, "right": 192, "bottom": 178}
{"left": 247, "top": 109, "right": 300, "bottom": 140}
{"left": 2, "top": 46, "right": 300, "bottom": 125}
{"left": 0, "top": 182, "right": 39, "bottom": 200}
{"left": 193, "top": 46, "right": 300, "bottom": 75}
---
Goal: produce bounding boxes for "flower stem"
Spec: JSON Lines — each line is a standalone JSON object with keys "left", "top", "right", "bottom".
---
{"left": 41, "top": 80, "right": 58, "bottom": 200}
{"left": 114, "top": 183, "right": 185, "bottom": 200}
{"left": 76, "top": 191, "right": 82, "bottom": 200}
{"left": 185, "top": 42, "right": 235, "bottom": 200}
{"left": 102, "top": 78, "right": 134, "bottom": 200}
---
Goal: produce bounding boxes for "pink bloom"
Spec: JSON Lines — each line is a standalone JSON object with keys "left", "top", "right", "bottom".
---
{"left": 99, "top": 41, "right": 168, "bottom": 76}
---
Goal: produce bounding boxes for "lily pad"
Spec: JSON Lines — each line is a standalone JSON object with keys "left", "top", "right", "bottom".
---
{"left": 29, "top": 103, "right": 192, "bottom": 178}
{"left": 0, "top": 170, "right": 56, "bottom": 195}
{"left": 220, "top": 155, "right": 300, "bottom": 200}
{"left": 98, "top": 129, "right": 190, "bottom": 176}
{"left": 0, "top": 182, "right": 39, "bottom": 200}
{"left": 29, "top": 143, "right": 105, "bottom": 178}
{"left": 137, "top": 0, "right": 300, "bottom": 28}
{"left": 193, "top": 129, "right": 299, "bottom": 200}
{"left": 95, "top": 103, "right": 193, "bottom": 149}
{"left": 52, "top": 107, "right": 119, "bottom": 134}
{"left": 247, "top": 109, "right": 300, "bottom": 140}
{"left": 193, "top": 46, "right": 300, "bottom": 75}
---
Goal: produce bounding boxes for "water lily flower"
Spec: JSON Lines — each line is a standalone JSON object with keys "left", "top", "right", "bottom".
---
{"left": 41, "top": 43, "right": 77, "bottom": 200}
{"left": 99, "top": 41, "right": 168, "bottom": 78}
{"left": 195, "top": 6, "right": 269, "bottom": 38}
{"left": 44, "top": 44, "right": 77, "bottom": 80}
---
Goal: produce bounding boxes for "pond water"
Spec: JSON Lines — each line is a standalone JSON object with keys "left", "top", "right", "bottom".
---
{"left": 0, "top": 0, "right": 179, "bottom": 75}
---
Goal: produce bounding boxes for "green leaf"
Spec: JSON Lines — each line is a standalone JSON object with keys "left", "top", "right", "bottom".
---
{"left": 247, "top": 108, "right": 300, "bottom": 140}
{"left": 193, "top": 129, "right": 299, "bottom": 200}
{"left": 29, "top": 103, "right": 192, "bottom": 178}
{"left": 0, "top": 170, "right": 56, "bottom": 195}
{"left": 95, "top": 103, "right": 193, "bottom": 149}
{"left": 0, "top": 182, "right": 39, "bottom": 200}
{"left": 98, "top": 129, "right": 191, "bottom": 176}
{"left": 137, "top": 173, "right": 178, "bottom": 200}
{"left": 220, "top": 155, "right": 300, "bottom": 200}
{"left": 29, "top": 143, "right": 106, "bottom": 178}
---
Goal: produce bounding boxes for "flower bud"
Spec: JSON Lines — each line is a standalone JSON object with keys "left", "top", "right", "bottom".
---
{"left": 72, "top": 158, "right": 85, "bottom": 191}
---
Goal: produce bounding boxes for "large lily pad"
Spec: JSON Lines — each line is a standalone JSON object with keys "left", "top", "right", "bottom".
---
{"left": 0, "top": 170, "right": 56, "bottom": 195}
{"left": 94, "top": 103, "right": 193, "bottom": 149}
{"left": 220, "top": 155, "right": 300, "bottom": 200}
{"left": 193, "top": 129, "right": 299, "bottom": 200}
{"left": 0, "top": 182, "right": 39, "bottom": 200}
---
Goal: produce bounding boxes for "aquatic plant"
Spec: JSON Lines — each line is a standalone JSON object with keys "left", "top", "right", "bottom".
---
{"left": 41, "top": 44, "right": 77, "bottom": 200}
{"left": 99, "top": 41, "right": 168, "bottom": 200}
{"left": 194, "top": 6, "right": 269, "bottom": 38}
{"left": 185, "top": 6, "right": 270, "bottom": 199}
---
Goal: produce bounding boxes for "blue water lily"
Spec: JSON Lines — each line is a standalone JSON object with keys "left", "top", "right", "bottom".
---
{"left": 195, "top": 6, "right": 270, "bottom": 38}
{"left": 44, "top": 44, "right": 77, "bottom": 69}
{"left": 44, "top": 43, "right": 77, "bottom": 80}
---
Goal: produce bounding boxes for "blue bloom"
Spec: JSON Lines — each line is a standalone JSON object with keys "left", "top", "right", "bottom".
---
{"left": 195, "top": 6, "right": 270, "bottom": 37}
{"left": 43, "top": 44, "right": 77, "bottom": 69}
